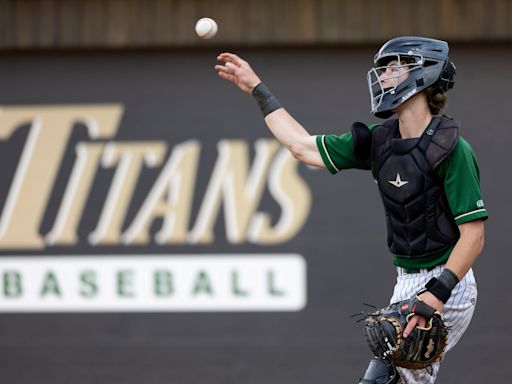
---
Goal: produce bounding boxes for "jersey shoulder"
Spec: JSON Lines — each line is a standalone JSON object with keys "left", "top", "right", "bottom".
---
{"left": 440, "top": 135, "right": 479, "bottom": 172}
{"left": 316, "top": 123, "right": 379, "bottom": 173}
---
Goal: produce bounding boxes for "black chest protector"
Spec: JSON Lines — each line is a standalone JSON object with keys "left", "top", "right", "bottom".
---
{"left": 371, "top": 117, "right": 460, "bottom": 259}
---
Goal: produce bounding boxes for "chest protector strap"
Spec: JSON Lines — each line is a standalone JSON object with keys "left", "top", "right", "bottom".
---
{"left": 372, "top": 116, "right": 460, "bottom": 259}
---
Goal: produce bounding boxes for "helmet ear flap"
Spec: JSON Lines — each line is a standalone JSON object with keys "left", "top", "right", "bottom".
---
{"left": 437, "top": 60, "right": 456, "bottom": 91}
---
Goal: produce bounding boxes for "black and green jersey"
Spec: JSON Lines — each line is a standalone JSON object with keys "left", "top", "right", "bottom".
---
{"left": 316, "top": 124, "right": 488, "bottom": 269}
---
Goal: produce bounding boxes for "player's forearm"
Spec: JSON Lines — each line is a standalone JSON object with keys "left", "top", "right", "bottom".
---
{"left": 252, "top": 82, "right": 311, "bottom": 146}
{"left": 264, "top": 109, "right": 324, "bottom": 167}
{"left": 445, "top": 220, "right": 485, "bottom": 280}
{"left": 264, "top": 108, "right": 312, "bottom": 155}
{"left": 253, "top": 83, "right": 323, "bottom": 167}
{"left": 422, "top": 220, "right": 484, "bottom": 305}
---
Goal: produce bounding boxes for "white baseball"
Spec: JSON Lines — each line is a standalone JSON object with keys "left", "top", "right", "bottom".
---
{"left": 195, "top": 18, "right": 218, "bottom": 39}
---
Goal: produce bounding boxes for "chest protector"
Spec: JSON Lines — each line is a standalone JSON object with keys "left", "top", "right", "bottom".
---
{"left": 372, "top": 116, "right": 460, "bottom": 259}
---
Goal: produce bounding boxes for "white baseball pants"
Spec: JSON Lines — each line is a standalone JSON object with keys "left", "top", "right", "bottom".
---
{"left": 390, "top": 265, "right": 478, "bottom": 384}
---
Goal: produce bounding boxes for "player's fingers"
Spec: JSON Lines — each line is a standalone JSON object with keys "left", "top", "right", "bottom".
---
{"left": 216, "top": 54, "right": 229, "bottom": 62}
{"left": 216, "top": 70, "right": 235, "bottom": 82}
{"left": 217, "top": 52, "right": 244, "bottom": 66}
{"left": 214, "top": 64, "right": 230, "bottom": 73}
{"left": 417, "top": 317, "right": 427, "bottom": 329}
{"left": 218, "top": 52, "right": 241, "bottom": 60}
{"left": 215, "top": 64, "right": 232, "bottom": 74}
{"left": 224, "top": 62, "right": 242, "bottom": 75}
{"left": 403, "top": 316, "right": 418, "bottom": 338}
{"left": 215, "top": 62, "right": 237, "bottom": 76}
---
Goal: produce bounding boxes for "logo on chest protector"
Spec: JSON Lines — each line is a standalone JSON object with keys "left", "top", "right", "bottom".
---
{"left": 388, "top": 173, "right": 408, "bottom": 188}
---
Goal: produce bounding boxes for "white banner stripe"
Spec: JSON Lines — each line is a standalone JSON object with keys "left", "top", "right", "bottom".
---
{"left": 0, "top": 254, "right": 307, "bottom": 313}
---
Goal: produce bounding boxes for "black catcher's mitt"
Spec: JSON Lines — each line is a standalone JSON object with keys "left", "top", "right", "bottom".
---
{"left": 363, "top": 297, "right": 448, "bottom": 369}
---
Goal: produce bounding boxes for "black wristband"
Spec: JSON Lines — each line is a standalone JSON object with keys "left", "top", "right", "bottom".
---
{"left": 425, "top": 268, "right": 460, "bottom": 304}
{"left": 438, "top": 268, "right": 460, "bottom": 289}
{"left": 252, "top": 82, "right": 282, "bottom": 117}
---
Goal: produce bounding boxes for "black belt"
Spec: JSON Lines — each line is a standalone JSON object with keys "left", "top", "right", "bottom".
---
{"left": 397, "top": 266, "right": 437, "bottom": 274}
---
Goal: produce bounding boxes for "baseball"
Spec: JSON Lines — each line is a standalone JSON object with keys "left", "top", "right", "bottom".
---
{"left": 195, "top": 17, "right": 218, "bottom": 39}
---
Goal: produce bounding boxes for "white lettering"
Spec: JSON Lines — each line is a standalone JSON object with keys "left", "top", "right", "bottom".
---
{"left": 401, "top": 88, "right": 417, "bottom": 102}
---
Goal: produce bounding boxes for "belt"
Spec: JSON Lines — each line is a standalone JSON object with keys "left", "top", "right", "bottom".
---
{"left": 396, "top": 266, "right": 438, "bottom": 275}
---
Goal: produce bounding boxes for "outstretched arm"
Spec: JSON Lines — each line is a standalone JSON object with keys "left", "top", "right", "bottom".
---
{"left": 215, "top": 52, "right": 325, "bottom": 168}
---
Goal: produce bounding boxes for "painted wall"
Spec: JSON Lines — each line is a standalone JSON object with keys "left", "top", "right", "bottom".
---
{"left": 0, "top": 45, "right": 509, "bottom": 383}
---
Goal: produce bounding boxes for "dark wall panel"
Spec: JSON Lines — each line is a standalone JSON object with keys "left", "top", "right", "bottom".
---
{"left": 0, "top": 45, "right": 509, "bottom": 383}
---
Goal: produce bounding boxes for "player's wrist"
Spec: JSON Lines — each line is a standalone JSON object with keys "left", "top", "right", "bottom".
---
{"left": 248, "top": 79, "right": 262, "bottom": 93}
{"left": 252, "top": 82, "right": 283, "bottom": 117}
{"left": 424, "top": 268, "right": 460, "bottom": 304}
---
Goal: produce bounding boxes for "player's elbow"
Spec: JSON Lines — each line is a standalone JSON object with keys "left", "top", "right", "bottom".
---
{"left": 287, "top": 135, "right": 320, "bottom": 162}
{"left": 475, "top": 225, "right": 485, "bottom": 254}
{"left": 287, "top": 143, "right": 305, "bottom": 160}
{"left": 286, "top": 144, "right": 324, "bottom": 169}
{"left": 460, "top": 220, "right": 485, "bottom": 254}
{"left": 473, "top": 221, "right": 485, "bottom": 254}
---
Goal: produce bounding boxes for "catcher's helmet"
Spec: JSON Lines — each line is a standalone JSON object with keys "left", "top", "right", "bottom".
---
{"left": 367, "top": 36, "right": 456, "bottom": 119}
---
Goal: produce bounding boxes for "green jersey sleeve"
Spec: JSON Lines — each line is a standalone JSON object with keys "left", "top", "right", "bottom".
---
{"left": 435, "top": 137, "right": 489, "bottom": 225}
{"left": 316, "top": 124, "right": 378, "bottom": 173}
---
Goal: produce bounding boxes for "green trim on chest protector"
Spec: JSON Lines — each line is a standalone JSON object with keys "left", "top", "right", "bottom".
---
{"left": 372, "top": 116, "right": 460, "bottom": 259}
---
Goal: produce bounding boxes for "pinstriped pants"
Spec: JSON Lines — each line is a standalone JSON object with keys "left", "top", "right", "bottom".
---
{"left": 390, "top": 265, "right": 478, "bottom": 384}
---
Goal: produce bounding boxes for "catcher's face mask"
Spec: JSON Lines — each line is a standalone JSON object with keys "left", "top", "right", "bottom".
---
{"left": 367, "top": 54, "right": 422, "bottom": 116}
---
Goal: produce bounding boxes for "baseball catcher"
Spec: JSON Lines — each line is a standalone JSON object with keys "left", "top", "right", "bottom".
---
{"left": 216, "top": 35, "right": 487, "bottom": 384}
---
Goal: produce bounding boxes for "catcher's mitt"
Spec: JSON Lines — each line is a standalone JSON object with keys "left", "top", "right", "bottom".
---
{"left": 363, "top": 296, "right": 448, "bottom": 369}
